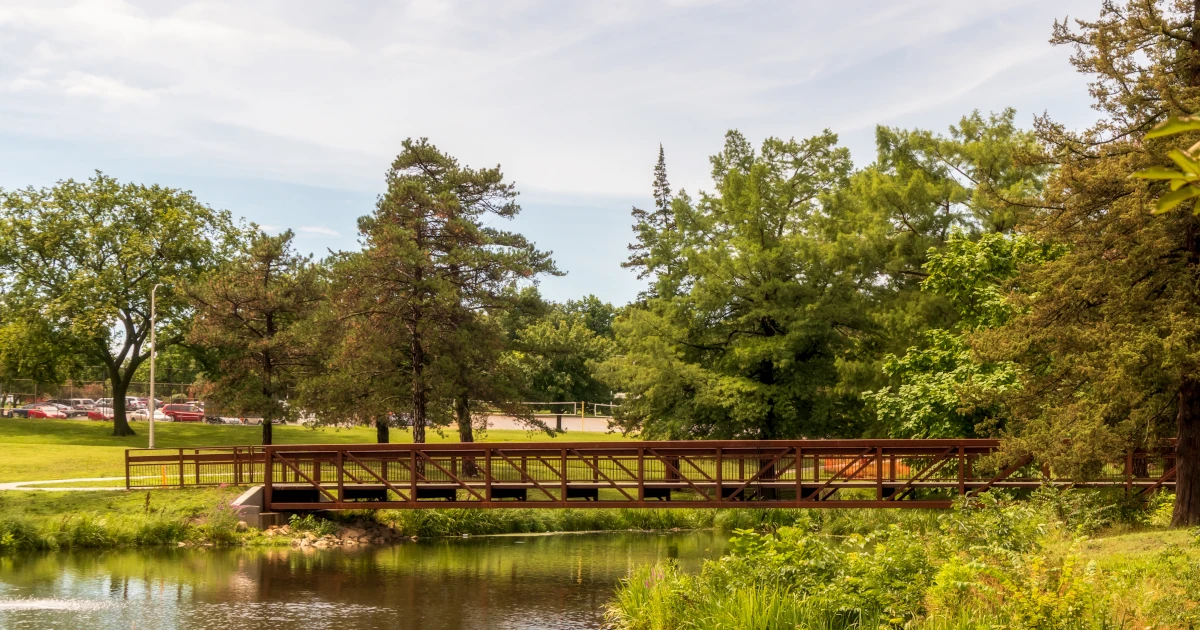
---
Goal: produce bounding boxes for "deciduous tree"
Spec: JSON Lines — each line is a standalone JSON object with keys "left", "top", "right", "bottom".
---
{"left": 0, "top": 173, "right": 235, "bottom": 435}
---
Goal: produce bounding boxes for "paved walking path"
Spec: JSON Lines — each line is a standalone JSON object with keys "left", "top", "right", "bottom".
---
{"left": 0, "top": 477, "right": 127, "bottom": 491}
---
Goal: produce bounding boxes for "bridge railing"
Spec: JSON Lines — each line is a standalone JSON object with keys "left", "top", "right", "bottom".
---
{"left": 125, "top": 446, "right": 264, "bottom": 489}
{"left": 125, "top": 439, "right": 1177, "bottom": 509}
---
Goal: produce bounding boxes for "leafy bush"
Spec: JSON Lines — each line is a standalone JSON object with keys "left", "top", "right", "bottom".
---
{"left": 288, "top": 513, "right": 339, "bottom": 537}
{"left": 608, "top": 489, "right": 1196, "bottom": 629}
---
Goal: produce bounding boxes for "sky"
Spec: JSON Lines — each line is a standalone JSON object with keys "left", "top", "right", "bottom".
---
{"left": 0, "top": 0, "right": 1103, "bottom": 305}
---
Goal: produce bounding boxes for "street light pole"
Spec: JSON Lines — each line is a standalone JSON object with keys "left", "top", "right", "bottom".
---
{"left": 149, "top": 283, "right": 163, "bottom": 449}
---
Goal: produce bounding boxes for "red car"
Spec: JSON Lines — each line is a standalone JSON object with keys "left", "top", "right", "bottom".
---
{"left": 162, "top": 404, "right": 204, "bottom": 422}
{"left": 87, "top": 407, "right": 114, "bottom": 420}
{"left": 26, "top": 404, "right": 67, "bottom": 419}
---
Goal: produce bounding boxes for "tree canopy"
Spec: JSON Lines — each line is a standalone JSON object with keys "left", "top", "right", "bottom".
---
{"left": 0, "top": 172, "right": 236, "bottom": 435}
{"left": 186, "top": 229, "right": 322, "bottom": 444}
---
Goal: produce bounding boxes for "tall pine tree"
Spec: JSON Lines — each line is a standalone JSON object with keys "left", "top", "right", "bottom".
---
{"left": 326, "top": 139, "right": 556, "bottom": 443}
{"left": 187, "top": 229, "right": 322, "bottom": 445}
{"left": 978, "top": 0, "right": 1200, "bottom": 526}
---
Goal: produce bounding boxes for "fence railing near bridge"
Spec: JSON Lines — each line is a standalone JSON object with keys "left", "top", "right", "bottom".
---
{"left": 125, "top": 439, "right": 1178, "bottom": 510}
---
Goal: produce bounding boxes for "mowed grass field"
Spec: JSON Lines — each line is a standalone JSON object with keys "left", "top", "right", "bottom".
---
{"left": 0, "top": 418, "right": 633, "bottom": 483}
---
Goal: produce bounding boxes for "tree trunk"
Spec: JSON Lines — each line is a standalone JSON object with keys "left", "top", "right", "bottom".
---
{"left": 376, "top": 417, "right": 390, "bottom": 444}
{"left": 111, "top": 377, "right": 136, "bottom": 437}
{"left": 1172, "top": 379, "right": 1200, "bottom": 526}
{"left": 456, "top": 393, "right": 478, "bottom": 477}
{"left": 411, "top": 330, "right": 427, "bottom": 444}
{"left": 262, "top": 418, "right": 273, "bottom": 445}
{"left": 456, "top": 394, "right": 474, "bottom": 443}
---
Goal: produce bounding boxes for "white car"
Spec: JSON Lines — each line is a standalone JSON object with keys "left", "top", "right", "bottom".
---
{"left": 130, "top": 408, "right": 172, "bottom": 422}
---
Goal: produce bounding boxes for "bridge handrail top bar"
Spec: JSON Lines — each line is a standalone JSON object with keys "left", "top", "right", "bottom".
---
{"left": 124, "top": 438, "right": 1005, "bottom": 455}
{"left": 258, "top": 438, "right": 1004, "bottom": 449}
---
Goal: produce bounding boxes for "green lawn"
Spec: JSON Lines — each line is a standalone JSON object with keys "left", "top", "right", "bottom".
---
{"left": 0, "top": 418, "right": 633, "bottom": 482}
{"left": 0, "top": 486, "right": 243, "bottom": 520}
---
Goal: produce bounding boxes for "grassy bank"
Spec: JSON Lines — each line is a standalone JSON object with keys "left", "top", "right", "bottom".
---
{"left": 0, "top": 418, "right": 631, "bottom": 482}
{"left": 0, "top": 487, "right": 251, "bottom": 551}
{"left": 0, "top": 485, "right": 943, "bottom": 554}
{"left": 605, "top": 489, "right": 1195, "bottom": 629}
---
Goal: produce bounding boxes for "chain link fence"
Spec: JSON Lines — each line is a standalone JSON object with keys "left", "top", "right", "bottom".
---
{"left": 1, "top": 379, "right": 202, "bottom": 410}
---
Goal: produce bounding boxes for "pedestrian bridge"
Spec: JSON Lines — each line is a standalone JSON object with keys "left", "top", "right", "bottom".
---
{"left": 124, "top": 439, "right": 1176, "bottom": 511}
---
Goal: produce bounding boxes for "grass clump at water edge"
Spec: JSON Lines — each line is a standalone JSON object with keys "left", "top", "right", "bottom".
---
{"left": 605, "top": 488, "right": 1200, "bottom": 630}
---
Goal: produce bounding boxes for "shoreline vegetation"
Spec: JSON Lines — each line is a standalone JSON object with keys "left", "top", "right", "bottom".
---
{"left": 0, "top": 484, "right": 876, "bottom": 553}
{"left": 605, "top": 490, "right": 1197, "bottom": 630}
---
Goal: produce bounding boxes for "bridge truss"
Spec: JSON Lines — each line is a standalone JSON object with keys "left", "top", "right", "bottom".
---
{"left": 125, "top": 439, "right": 1177, "bottom": 511}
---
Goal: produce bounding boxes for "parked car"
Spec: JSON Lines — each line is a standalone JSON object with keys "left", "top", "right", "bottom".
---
{"left": 87, "top": 406, "right": 114, "bottom": 421}
{"left": 95, "top": 397, "right": 141, "bottom": 411}
{"left": 162, "top": 404, "right": 204, "bottom": 422}
{"left": 130, "top": 408, "right": 171, "bottom": 422}
{"left": 5, "top": 403, "right": 48, "bottom": 418}
{"left": 46, "top": 400, "right": 89, "bottom": 418}
{"left": 17, "top": 404, "right": 68, "bottom": 419}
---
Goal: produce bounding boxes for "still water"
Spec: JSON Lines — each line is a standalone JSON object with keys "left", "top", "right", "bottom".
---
{"left": 0, "top": 531, "right": 727, "bottom": 629}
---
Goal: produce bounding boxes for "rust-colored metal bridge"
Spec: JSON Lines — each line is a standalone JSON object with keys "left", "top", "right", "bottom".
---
{"left": 124, "top": 439, "right": 1177, "bottom": 511}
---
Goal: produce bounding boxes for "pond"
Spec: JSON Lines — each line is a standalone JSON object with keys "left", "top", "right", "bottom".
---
{"left": 0, "top": 530, "right": 728, "bottom": 629}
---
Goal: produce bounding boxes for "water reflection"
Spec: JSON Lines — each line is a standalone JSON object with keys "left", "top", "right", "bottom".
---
{"left": 0, "top": 531, "right": 726, "bottom": 629}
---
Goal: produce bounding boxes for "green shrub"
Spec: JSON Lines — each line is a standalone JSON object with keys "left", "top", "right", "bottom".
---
{"left": 608, "top": 489, "right": 1192, "bottom": 629}
{"left": 288, "top": 513, "right": 339, "bottom": 537}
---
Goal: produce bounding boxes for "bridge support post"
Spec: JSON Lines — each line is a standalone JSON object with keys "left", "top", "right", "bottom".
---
{"left": 958, "top": 446, "right": 965, "bottom": 495}
{"left": 637, "top": 448, "right": 644, "bottom": 503}
{"left": 876, "top": 447, "right": 883, "bottom": 501}
{"left": 263, "top": 445, "right": 273, "bottom": 513}
{"left": 409, "top": 450, "right": 417, "bottom": 506}
{"left": 1126, "top": 450, "right": 1133, "bottom": 497}
{"left": 560, "top": 448, "right": 568, "bottom": 506}
{"left": 794, "top": 447, "right": 802, "bottom": 505}
{"left": 337, "top": 451, "right": 344, "bottom": 504}
{"left": 715, "top": 448, "right": 723, "bottom": 505}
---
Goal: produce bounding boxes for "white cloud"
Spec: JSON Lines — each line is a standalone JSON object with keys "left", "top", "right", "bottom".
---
{"left": 0, "top": 0, "right": 1101, "bottom": 197}
{"left": 60, "top": 71, "right": 154, "bottom": 103}
{"left": 0, "top": 0, "right": 1104, "bottom": 303}
{"left": 298, "top": 226, "right": 339, "bottom": 237}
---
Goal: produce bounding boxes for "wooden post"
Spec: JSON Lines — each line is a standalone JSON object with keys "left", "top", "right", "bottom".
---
{"left": 124, "top": 449, "right": 131, "bottom": 491}
{"left": 409, "top": 449, "right": 417, "bottom": 505}
{"left": 337, "top": 451, "right": 344, "bottom": 505}
{"left": 715, "top": 447, "right": 723, "bottom": 504}
{"left": 263, "top": 446, "right": 273, "bottom": 512}
{"left": 876, "top": 447, "right": 883, "bottom": 500}
{"left": 637, "top": 447, "right": 645, "bottom": 503}
{"left": 485, "top": 447, "right": 492, "bottom": 503}
{"left": 178, "top": 449, "right": 185, "bottom": 487}
{"left": 234, "top": 448, "right": 241, "bottom": 485}
{"left": 194, "top": 449, "right": 200, "bottom": 485}
{"left": 794, "top": 447, "right": 802, "bottom": 505}
{"left": 560, "top": 448, "right": 568, "bottom": 506}
{"left": 1125, "top": 450, "right": 1133, "bottom": 497}
{"left": 957, "top": 445, "right": 966, "bottom": 495}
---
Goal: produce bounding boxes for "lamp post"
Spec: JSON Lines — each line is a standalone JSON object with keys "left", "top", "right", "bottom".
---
{"left": 149, "top": 283, "right": 163, "bottom": 449}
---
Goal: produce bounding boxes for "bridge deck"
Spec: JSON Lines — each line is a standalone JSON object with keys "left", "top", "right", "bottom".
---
{"left": 124, "top": 439, "right": 1176, "bottom": 510}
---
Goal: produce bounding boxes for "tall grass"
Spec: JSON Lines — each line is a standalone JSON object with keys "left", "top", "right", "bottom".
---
{"left": 366, "top": 506, "right": 945, "bottom": 538}
{"left": 606, "top": 489, "right": 1200, "bottom": 629}
{"left": 0, "top": 501, "right": 246, "bottom": 552}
